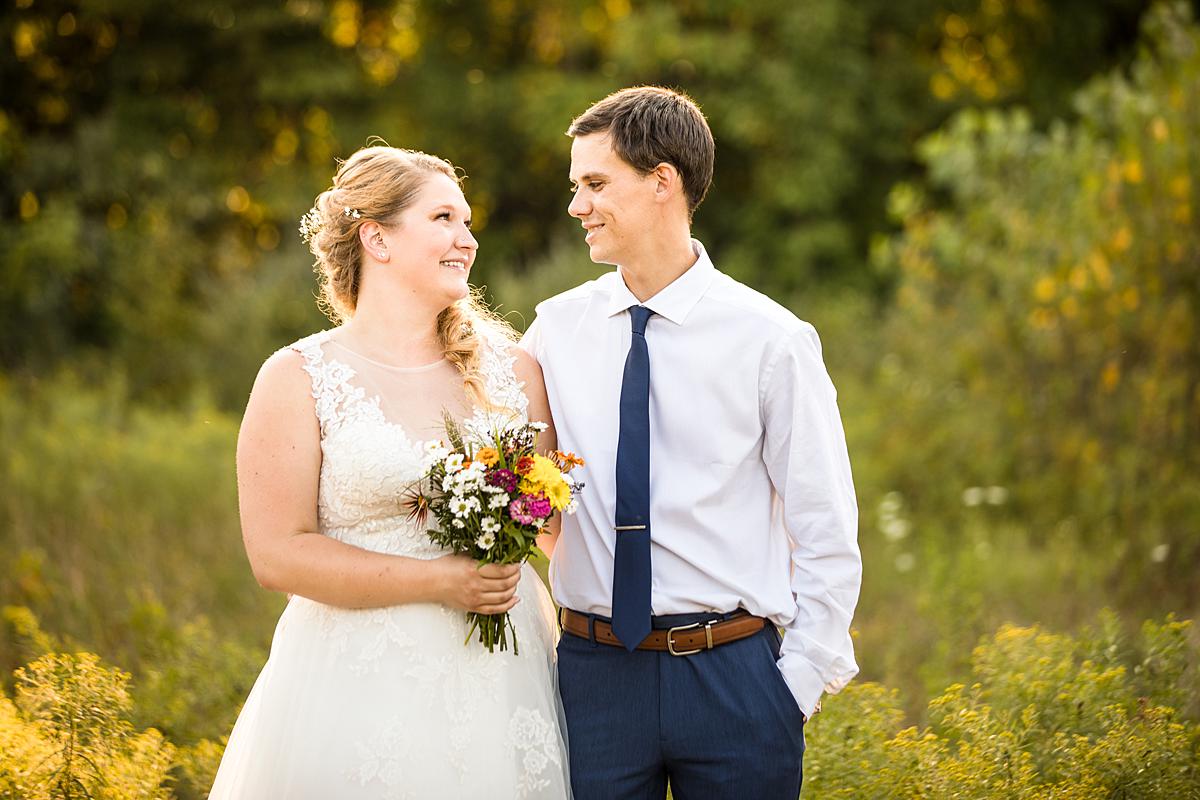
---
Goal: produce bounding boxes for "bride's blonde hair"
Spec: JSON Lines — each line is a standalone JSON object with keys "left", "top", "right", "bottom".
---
{"left": 301, "top": 145, "right": 514, "bottom": 405}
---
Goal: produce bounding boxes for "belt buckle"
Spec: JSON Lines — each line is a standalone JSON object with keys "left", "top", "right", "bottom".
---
{"left": 666, "top": 621, "right": 714, "bottom": 656}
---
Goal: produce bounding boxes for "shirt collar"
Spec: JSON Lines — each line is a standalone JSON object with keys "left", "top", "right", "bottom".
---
{"left": 605, "top": 239, "right": 717, "bottom": 325}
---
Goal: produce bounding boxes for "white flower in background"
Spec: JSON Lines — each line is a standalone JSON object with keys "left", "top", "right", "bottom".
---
{"left": 444, "top": 454, "right": 465, "bottom": 473}
{"left": 488, "top": 492, "right": 510, "bottom": 509}
{"left": 962, "top": 487, "right": 986, "bottom": 507}
{"left": 464, "top": 496, "right": 482, "bottom": 513}
{"left": 476, "top": 532, "right": 496, "bottom": 550}
{"left": 565, "top": 498, "right": 579, "bottom": 514}
{"left": 877, "top": 490, "right": 909, "bottom": 541}
{"left": 442, "top": 474, "right": 456, "bottom": 492}
{"left": 894, "top": 552, "right": 916, "bottom": 572}
{"left": 528, "top": 421, "right": 548, "bottom": 432}
{"left": 1151, "top": 543, "right": 1169, "bottom": 562}
{"left": 882, "top": 518, "right": 910, "bottom": 542}
{"left": 985, "top": 486, "right": 1009, "bottom": 505}
{"left": 480, "top": 517, "right": 500, "bottom": 534}
{"left": 878, "top": 491, "right": 903, "bottom": 517}
{"left": 452, "top": 519, "right": 465, "bottom": 529}
{"left": 449, "top": 497, "right": 472, "bottom": 518}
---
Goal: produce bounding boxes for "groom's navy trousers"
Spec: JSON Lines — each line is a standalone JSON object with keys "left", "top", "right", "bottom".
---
{"left": 557, "top": 610, "right": 806, "bottom": 800}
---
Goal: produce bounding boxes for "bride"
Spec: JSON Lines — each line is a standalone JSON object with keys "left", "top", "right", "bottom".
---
{"left": 210, "top": 145, "right": 570, "bottom": 798}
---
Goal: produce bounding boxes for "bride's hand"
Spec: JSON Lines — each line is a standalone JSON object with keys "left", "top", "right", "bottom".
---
{"left": 433, "top": 555, "right": 522, "bottom": 614}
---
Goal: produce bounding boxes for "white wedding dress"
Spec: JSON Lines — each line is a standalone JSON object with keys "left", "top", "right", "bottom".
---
{"left": 210, "top": 330, "right": 570, "bottom": 799}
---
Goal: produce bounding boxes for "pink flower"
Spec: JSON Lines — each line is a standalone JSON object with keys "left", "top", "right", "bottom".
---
{"left": 508, "top": 496, "right": 535, "bottom": 525}
{"left": 508, "top": 494, "right": 552, "bottom": 526}
{"left": 527, "top": 494, "right": 552, "bottom": 519}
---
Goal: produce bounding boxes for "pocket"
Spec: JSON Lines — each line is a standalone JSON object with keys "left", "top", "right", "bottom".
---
{"left": 763, "top": 627, "right": 807, "bottom": 727}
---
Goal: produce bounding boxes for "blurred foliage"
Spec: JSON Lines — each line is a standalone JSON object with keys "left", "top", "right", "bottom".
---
{"left": 0, "top": 651, "right": 174, "bottom": 799}
{"left": 1, "top": 614, "right": 1195, "bottom": 798}
{"left": 842, "top": 0, "right": 1200, "bottom": 713}
{"left": 0, "top": 0, "right": 1168, "bottom": 406}
{"left": 2, "top": 606, "right": 242, "bottom": 800}
{"left": 869, "top": 0, "right": 1199, "bottom": 593}
{"left": 804, "top": 615, "right": 1200, "bottom": 799}
{"left": 0, "top": 373, "right": 279, "bottom": 665}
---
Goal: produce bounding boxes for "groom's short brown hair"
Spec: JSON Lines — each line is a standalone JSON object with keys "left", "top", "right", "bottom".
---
{"left": 567, "top": 86, "right": 715, "bottom": 218}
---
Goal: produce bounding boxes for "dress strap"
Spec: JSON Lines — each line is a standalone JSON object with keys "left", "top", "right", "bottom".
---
{"left": 478, "top": 331, "right": 529, "bottom": 418}
{"left": 286, "top": 329, "right": 375, "bottom": 437}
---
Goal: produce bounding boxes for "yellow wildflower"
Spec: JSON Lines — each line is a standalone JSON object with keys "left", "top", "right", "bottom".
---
{"left": 519, "top": 454, "right": 572, "bottom": 511}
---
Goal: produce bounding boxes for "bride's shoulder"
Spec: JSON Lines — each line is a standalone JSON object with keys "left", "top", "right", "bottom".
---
{"left": 508, "top": 344, "right": 543, "bottom": 386}
{"left": 247, "top": 330, "right": 333, "bottom": 404}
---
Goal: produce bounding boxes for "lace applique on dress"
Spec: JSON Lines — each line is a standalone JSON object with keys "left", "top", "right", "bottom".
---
{"left": 289, "top": 329, "right": 389, "bottom": 438}
{"left": 508, "top": 707, "right": 564, "bottom": 798}
{"left": 462, "top": 330, "right": 530, "bottom": 445}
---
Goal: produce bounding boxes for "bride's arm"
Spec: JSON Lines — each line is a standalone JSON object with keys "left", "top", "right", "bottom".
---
{"left": 235, "top": 349, "right": 521, "bottom": 612}
{"left": 511, "top": 347, "right": 561, "bottom": 558}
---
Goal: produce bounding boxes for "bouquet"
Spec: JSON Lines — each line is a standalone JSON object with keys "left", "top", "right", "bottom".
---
{"left": 404, "top": 415, "right": 584, "bottom": 653}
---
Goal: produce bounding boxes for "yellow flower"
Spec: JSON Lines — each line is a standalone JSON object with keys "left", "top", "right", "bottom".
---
{"left": 474, "top": 447, "right": 500, "bottom": 467}
{"left": 519, "top": 454, "right": 572, "bottom": 511}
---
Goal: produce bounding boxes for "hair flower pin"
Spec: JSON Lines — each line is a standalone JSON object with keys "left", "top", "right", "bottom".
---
{"left": 343, "top": 206, "right": 362, "bottom": 219}
{"left": 298, "top": 206, "right": 323, "bottom": 245}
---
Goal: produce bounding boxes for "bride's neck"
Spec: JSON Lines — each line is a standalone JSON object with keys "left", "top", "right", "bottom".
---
{"left": 337, "top": 290, "right": 445, "bottom": 367}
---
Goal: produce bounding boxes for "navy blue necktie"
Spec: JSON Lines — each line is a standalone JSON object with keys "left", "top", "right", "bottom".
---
{"left": 612, "top": 305, "right": 654, "bottom": 651}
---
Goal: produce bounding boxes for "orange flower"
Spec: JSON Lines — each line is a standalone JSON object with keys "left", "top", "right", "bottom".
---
{"left": 553, "top": 451, "right": 585, "bottom": 470}
{"left": 474, "top": 447, "right": 500, "bottom": 467}
{"left": 515, "top": 456, "right": 535, "bottom": 475}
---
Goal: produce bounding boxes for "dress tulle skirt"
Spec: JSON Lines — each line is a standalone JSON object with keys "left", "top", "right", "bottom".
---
{"left": 210, "top": 564, "right": 570, "bottom": 799}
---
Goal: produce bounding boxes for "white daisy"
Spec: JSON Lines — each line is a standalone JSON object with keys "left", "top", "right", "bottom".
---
{"left": 449, "top": 497, "right": 472, "bottom": 518}
{"left": 488, "top": 492, "right": 510, "bottom": 509}
{"left": 480, "top": 517, "right": 501, "bottom": 534}
{"left": 444, "top": 454, "right": 465, "bottom": 473}
{"left": 476, "top": 532, "right": 496, "bottom": 550}
{"left": 424, "top": 441, "right": 450, "bottom": 460}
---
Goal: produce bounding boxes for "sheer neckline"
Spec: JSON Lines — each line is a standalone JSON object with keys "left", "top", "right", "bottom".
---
{"left": 325, "top": 338, "right": 449, "bottom": 373}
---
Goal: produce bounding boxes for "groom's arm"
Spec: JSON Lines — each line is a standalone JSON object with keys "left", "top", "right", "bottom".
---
{"left": 760, "top": 324, "right": 862, "bottom": 720}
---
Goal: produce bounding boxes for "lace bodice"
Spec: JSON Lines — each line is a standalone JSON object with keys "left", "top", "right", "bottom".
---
{"left": 287, "top": 328, "right": 529, "bottom": 559}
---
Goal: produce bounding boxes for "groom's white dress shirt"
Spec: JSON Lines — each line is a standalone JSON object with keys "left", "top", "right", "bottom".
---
{"left": 520, "top": 240, "right": 861, "bottom": 718}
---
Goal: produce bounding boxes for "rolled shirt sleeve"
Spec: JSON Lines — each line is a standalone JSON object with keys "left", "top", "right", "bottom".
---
{"left": 761, "top": 324, "right": 862, "bottom": 719}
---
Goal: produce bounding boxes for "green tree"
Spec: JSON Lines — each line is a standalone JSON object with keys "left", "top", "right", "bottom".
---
{"left": 870, "top": 0, "right": 1200, "bottom": 605}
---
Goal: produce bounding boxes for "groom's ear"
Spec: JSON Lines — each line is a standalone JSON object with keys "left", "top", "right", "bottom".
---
{"left": 650, "top": 162, "right": 685, "bottom": 207}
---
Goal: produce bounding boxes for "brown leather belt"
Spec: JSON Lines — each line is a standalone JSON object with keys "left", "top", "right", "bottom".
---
{"left": 560, "top": 608, "right": 767, "bottom": 655}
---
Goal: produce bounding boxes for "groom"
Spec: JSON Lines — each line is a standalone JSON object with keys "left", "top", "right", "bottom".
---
{"left": 521, "top": 86, "right": 861, "bottom": 799}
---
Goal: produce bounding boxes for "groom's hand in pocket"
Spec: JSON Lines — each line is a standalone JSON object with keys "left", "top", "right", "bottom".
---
{"left": 433, "top": 555, "right": 522, "bottom": 614}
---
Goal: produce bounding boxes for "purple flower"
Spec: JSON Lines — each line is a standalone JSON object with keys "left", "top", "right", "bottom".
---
{"left": 487, "top": 468, "right": 519, "bottom": 494}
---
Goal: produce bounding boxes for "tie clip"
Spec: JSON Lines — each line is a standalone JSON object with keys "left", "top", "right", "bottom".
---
{"left": 614, "top": 524, "right": 647, "bottom": 531}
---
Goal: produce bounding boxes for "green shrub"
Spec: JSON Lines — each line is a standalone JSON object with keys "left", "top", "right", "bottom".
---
{"left": 0, "top": 652, "right": 174, "bottom": 799}
{"left": 804, "top": 616, "right": 1200, "bottom": 799}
